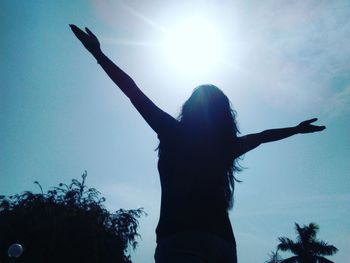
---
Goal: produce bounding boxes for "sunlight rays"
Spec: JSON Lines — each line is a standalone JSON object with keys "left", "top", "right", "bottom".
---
{"left": 95, "top": 2, "right": 229, "bottom": 75}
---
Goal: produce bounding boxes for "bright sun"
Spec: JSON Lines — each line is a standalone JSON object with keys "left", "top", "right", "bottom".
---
{"left": 162, "top": 17, "right": 227, "bottom": 74}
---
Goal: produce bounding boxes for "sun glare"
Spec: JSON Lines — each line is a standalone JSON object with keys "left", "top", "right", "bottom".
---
{"left": 162, "top": 17, "right": 227, "bottom": 74}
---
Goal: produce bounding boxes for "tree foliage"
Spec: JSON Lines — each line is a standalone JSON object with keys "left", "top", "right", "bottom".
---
{"left": 276, "top": 223, "right": 338, "bottom": 263}
{"left": 0, "top": 172, "right": 145, "bottom": 263}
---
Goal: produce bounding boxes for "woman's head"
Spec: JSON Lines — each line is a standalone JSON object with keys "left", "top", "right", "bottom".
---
{"left": 179, "top": 84, "right": 239, "bottom": 137}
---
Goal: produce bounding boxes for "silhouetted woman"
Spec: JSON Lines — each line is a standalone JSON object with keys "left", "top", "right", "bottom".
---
{"left": 70, "top": 25, "right": 325, "bottom": 263}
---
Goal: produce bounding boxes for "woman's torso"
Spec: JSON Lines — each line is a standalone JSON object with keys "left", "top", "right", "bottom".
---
{"left": 156, "top": 123, "right": 235, "bottom": 243}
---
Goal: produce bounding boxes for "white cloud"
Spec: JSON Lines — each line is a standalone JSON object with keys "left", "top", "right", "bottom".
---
{"left": 223, "top": 0, "right": 350, "bottom": 114}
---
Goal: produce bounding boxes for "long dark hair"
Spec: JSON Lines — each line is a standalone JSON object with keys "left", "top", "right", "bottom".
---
{"left": 159, "top": 84, "right": 241, "bottom": 210}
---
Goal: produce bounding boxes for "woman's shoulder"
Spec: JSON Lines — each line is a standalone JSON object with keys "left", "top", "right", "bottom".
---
{"left": 157, "top": 117, "right": 181, "bottom": 140}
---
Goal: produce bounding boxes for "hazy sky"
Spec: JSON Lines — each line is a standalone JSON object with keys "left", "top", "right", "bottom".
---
{"left": 1, "top": 1, "right": 349, "bottom": 262}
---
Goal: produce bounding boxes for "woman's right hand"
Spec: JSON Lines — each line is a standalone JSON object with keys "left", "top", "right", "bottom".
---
{"left": 70, "top": 24, "right": 101, "bottom": 56}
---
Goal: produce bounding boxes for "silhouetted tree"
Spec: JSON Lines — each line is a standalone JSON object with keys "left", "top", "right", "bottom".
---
{"left": 265, "top": 249, "right": 282, "bottom": 263}
{"left": 0, "top": 172, "right": 144, "bottom": 263}
{"left": 277, "top": 223, "right": 338, "bottom": 263}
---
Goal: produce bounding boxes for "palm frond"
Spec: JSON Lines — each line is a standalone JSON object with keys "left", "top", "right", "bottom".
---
{"left": 278, "top": 237, "right": 295, "bottom": 251}
{"left": 312, "top": 241, "right": 338, "bottom": 256}
{"left": 307, "top": 223, "right": 319, "bottom": 239}
{"left": 278, "top": 237, "right": 302, "bottom": 256}
{"left": 265, "top": 250, "right": 283, "bottom": 263}
{"left": 315, "top": 256, "right": 335, "bottom": 263}
{"left": 295, "top": 222, "right": 319, "bottom": 245}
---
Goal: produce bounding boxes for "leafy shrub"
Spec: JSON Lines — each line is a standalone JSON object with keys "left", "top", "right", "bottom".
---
{"left": 0, "top": 171, "right": 144, "bottom": 263}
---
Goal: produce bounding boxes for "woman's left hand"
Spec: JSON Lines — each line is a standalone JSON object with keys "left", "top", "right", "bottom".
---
{"left": 296, "top": 118, "right": 326, "bottom": 134}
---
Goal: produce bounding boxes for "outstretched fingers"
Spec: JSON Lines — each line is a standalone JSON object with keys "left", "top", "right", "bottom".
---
{"left": 306, "top": 118, "right": 318, "bottom": 124}
{"left": 313, "top": 125, "right": 326, "bottom": 132}
{"left": 85, "top": 27, "right": 96, "bottom": 38}
{"left": 70, "top": 24, "right": 88, "bottom": 40}
{"left": 69, "top": 24, "right": 102, "bottom": 56}
{"left": 298, "top": 118, "right": 326, "bottom": 133}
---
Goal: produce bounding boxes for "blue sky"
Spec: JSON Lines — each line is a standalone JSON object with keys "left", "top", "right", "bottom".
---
{"left": 1, "top": 0, "right": 349, "bottom": 262}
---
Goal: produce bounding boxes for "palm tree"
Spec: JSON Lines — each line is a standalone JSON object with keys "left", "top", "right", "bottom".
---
{"left": 277, "top": 222, "right": 338, "bottom": 263}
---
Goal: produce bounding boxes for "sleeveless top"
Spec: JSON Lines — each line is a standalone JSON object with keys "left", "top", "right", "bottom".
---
{"left": 155, "top": 118, "right": 235, "bottom": 244}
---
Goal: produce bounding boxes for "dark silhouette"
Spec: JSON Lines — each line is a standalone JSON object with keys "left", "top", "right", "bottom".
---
{"left": 0, "top": 172, "right": 144, "bottom": 263}
{"left": 70, "top": 25, "right": 326, "bottom": 263}
{"left": 277, "top": 223, "right": 338, "bottom": 263}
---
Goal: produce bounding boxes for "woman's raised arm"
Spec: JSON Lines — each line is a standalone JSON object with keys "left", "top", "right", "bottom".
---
{"left": 70, "top": 25, "right": 176, "bottom": 134}
{"left": 235, "top": 118, "right": 326, "bottom": 157}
